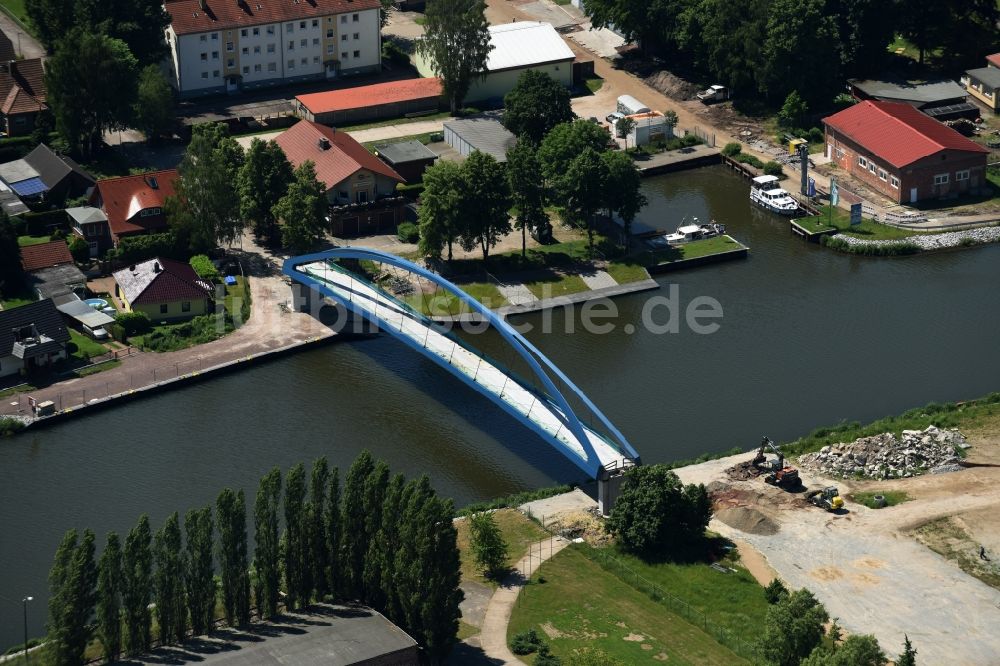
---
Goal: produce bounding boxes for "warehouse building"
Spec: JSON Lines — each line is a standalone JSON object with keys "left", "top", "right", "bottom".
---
{"left": 443, "top": 118, "right": 516, "bottom": 162}
{"left": 295, "top": 77, "right": 443, "bottom": 125}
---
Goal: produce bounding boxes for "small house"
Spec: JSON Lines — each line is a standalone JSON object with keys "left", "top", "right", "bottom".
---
{"left": 963, "top": 55, "right": 1000, "bottom": 114}
{"left": 0, "top": 57, "right": 48, "bottom": 137}
{"left": 89, "top": 170, "right": 179, "bottom": 247}
{"left": 113, "top": 258, "right": 212, "bottom": 323}
{"left": 0, "top": 299, "right": 70, "bottom": 378}
{"left": 67, "top": 207, "right": 113, "bottom": 257}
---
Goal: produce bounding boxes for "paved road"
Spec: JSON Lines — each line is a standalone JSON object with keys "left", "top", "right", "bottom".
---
{"left": 0, "top": 10, "right": 44, "bottom": 59}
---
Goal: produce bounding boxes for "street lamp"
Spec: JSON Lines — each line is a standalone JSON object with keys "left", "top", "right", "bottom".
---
{"left": 22, "top": 596, "right": 32, "bottom": 664}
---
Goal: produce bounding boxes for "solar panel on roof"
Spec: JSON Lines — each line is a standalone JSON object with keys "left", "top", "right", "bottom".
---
{"left": 11, "top": 177, "right": 48, "bottom": 197}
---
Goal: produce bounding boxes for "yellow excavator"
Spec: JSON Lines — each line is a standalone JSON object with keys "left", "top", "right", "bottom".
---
{"left": 752, "top": 437, "right": 801, "bottom": 489}
{"left": 806, "top": 486, "right": 845, "bottom": 512}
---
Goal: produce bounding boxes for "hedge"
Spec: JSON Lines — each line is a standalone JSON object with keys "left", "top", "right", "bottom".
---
{"left": 397, "top": 221, "right": 419, "bottom": 243}
{"left": 21, "top": 209, "right": 69, "bottom": 236}
{"left": 111, "top": 233, "right": 183, "bottom": 265}
{"left": 189, "top": 254, "right": 220, "bottom": 281}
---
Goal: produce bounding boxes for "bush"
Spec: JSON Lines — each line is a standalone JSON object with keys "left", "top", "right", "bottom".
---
{"left": 189, "top": 254, "right": 220, "bottom": 281}
{"left": 535, "top": 644, "right": 561, "bottom": 666}
{"left": 112, "top": 232, "right": 182, "bottom": 264}
{"left": 0, "top": 417, "right": 25, "bottom": 437}
{"left": 115, "top": 311, "right": 152, "bottom": 336}
{"left": 764, "top": 578, "right": 789, "bottom": 604}
{"left": 396, "top": 221, "right": 419, "bottom": 243}
{"left": 763, "top": 161, "right": 784, "bottom": 177}
{"left": 511, "top": 629, "right": 544, "bottom": 655}
{"left": 807, "top": 127, "right": 824, "bottom": 143}
{"left": 68, "top": 235, "right": 90, "bottom": 263}
{"left": 736, "top": 153, "right": 765, "bottom": 169}
{"left": 722, "top": 142, "right": 742, "bottom": 157}
{"left": 381, "top": 40, "right": 410, "bottom": 66}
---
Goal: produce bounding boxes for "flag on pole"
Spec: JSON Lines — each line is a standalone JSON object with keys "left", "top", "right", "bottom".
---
{"left": 830, "top": 178, "right": 839, "bottom": 206}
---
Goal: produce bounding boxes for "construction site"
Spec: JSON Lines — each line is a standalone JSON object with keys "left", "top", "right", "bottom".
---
{"left": 670, "top": 422, "right": 1000, "bottom": 665}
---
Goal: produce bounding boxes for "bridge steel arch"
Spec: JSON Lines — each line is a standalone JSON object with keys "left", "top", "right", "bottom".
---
{"left": 283, "top": 248, "right": 640, "bottom": 481}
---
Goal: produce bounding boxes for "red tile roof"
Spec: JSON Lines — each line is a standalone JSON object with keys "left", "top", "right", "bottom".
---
{"left": 274, "top": 119, "right": 402, "bottom": 189}
{"left": 20, "top": 240, "right": 73, "bottom": 272}
{"left": 0, "top": 59, "right": 47, "bottom": 116}
{"left": 166, "top": 0, "right": 381, "bottom": 36}
{"left": 91, "top": 170, "right": 179, "bottom": 238}
{"left": 823, "top": 100, "right": 989, "bottom": 169}
{"left": 113, "top": 257, "right": 211, "bottom": 306}
{"left": 987, "top": 53, "right": 1000, "bottom": 69}
{"left": 296, "top": 78, "right": 442, "bottom": 115}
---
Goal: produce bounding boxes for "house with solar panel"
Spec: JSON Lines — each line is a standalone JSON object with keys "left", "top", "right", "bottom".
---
{"left": 0, "top": 144, "right": 95, "bottom": 206}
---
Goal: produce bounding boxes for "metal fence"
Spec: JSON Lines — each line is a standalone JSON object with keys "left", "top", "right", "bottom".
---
{"left": 685, "top": 126, "right": 716, "bottom": 148}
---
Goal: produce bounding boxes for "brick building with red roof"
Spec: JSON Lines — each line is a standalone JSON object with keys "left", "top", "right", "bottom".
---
{"left": 89, "top": 170, "right": 180, "bottom": 246}
{"left": 0, "top": 57, "right": 47, "bottom": 137}
{"left": 164, "top": 0, "right": 382, "bottom": 98}
{"left": 823, "top": 100, "right": 989, "bottom": 204}
{"left": 294, "top": 77, "right": 443, "bottom": 125}
{"left": 274, "top": 119, "right": 405, "bottom": 236}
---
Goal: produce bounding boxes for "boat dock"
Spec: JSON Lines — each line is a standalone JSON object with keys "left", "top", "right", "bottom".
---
{"left": 636, "top": 145, "right": 722, "bottom": 176}
{"left": 645, "top": 235, "right": 750, "bottom": 274}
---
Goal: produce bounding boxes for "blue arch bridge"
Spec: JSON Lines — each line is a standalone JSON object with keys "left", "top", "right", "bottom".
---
{"left": 283, "top": 248, "right": 640, "bottom": 513}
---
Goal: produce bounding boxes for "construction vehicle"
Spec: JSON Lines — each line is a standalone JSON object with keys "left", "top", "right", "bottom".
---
{"left": 752, "top": 437, "right": 801, "bottom": 489}
{"left": 806, "top": 486, "right": 845, "bottom": 512}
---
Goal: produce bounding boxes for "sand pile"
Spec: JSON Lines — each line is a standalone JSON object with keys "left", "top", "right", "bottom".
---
{"left": 715, "top": 506, "right": 779, "bottom": 535}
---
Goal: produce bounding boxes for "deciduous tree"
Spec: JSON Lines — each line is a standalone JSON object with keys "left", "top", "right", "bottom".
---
{"left": 341, "top": 450, "right": 375, "bottom": 600}
{"left": 537, "top": 120, "right": 610, "bottom": 187}
{"left": 45, "top": 30, "right": 138, "bottom": 158}
{"left": 506, "top": 141, "right": 550, "bottom": 254}
{"left": 134, "top": 65, "right": 175, "bottom": 142}
{"left": 272, "top": 161, "right": 328, "bottom": 254}
{"left": 96, "top": 532, "right": 123, "bottom": 662}
{"left": 760, "top": 0, "right": 841, "bottom": 105}
{"left": 760, "top": 589, "right": 829, "bottom": 666}
{"left": 216, "top": 488, "right": 251, "bottom": 627}
{"left": 283, "top": 463, "right": 309, "bottom": 609}
{"left": 184, "top": 507, "right": 215, "bottom": 635}
{"left": 801, "top": 634, "right": 887, "bottom": 666}
{"left": 254, "top": 467, "right": 282, "bottom": 620}
{"left": 417, "top": 0, "right": 492, "bottom": 112}
{"left": 470, "top": 512, "right": 508, "bottom": 579}
{"left": 123, "top": 515, "right": 153, "bottom": 655}
{"left": 561, "top": 148, "right": 606, "bottom": 250}
{"left": 238, "top": 139, "right": 294, "bottom": 244}
{"left": 47, "top": 529, "right": 97, "bottom": 666}
{"left": 503, "top": 70, "right": 575, "bottom": 144}
{"left": 459, "top": 151, "right": 512, "bottom": 261}
{"left": 417, "top": 160, "right": 464, "bottom": 260}
{"left": 601, "top": 150, "right": 646, "bottom": 246}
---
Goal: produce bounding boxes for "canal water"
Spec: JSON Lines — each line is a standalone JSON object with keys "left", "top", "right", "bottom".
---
{"left": 2, "top": 165, "right": 999, "bottom": 644}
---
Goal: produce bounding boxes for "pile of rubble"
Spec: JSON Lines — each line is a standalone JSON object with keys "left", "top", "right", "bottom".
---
{"left": 798, "top": 426, "right": 969, "bottom": 479}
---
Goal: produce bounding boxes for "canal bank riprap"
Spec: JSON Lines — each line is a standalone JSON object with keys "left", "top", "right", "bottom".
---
{"left": 828, "top": 224, "right": 1000, "bottom": 253}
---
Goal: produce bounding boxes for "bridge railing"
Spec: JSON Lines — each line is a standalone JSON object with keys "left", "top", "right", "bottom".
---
{"left": 307, "top": 259, "right": 628, "bottom": 457}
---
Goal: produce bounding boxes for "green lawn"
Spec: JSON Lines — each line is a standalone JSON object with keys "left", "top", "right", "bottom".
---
{"left": 455, "top": 508, "right": 548, "bottom": 588}
{"left": 794, "top": 216, "right": 836, "bottom": 234}
{"left": 73, "top": 359, "right": 121, "bottom": 378}
{"left": 0, "top": 0, "right": 29, "bottom": 25}
{"left": 525, "top": 273, "right": 589, "bottom": 299}
{"left": 850, "top": 490, "right": 911, "bottom": 509}
{"left": 605, "top": 260, "right": 650, "bottom": 284}
{"left": 508, "top": 546, "right": 748, "bottom": 665}
{"left": 584, "top": 77, "right": 604, "bottom": 94}
{"left": 817, "top": 206, "right": 931, "bottom": 241}
{"left": 402, "top": 281, "right": 508, "bottom": 315}
{"left": 0, "top": 293, "right": 36, "bottom": 310}
{"left": 0, "top": 383, "right": 35, "bottom": 399}
{"left": 644, "top": 235, "right": 745, "bottom": 265}
{"left": 18, "top": 235, "right": 52, "bottom": 247}
{"left": 67, "top": 330, "right": 107, "bottom": 361}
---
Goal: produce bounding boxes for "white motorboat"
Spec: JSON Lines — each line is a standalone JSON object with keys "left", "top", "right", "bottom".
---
{"left": 661, "top": 217, "right": 727, "bottom": 246}
{"left": 750, "top": 175, "right": 799, "bottom": 215}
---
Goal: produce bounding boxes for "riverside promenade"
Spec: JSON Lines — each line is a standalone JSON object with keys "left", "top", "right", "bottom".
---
{"left": 0, "top": 273, "right": 334, "bottom": 421}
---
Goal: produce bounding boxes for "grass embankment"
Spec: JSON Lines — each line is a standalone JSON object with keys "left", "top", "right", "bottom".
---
{"left": 455, "top": 508, "right": 548, "bottom": 589}
{"left": 850, "top": 490, "right": 911, "bottom": 509}
{"left": 0, "top": 0, "right": 29, "bottom": 25}
{"left": 779, "top": 392, "right": 1000, "bottom": 458}
{"left": 402, "top": 281, "right": 508, "bottom": 316}
{"left": 67, "top": 330, "right": 107, "bottom": 361}
{"left": 817, "top": 205, "right": 929, "bottom": 241}
{"left": 916, "top": 517, "right": 1000, "bottom": 591}
{"left": 642, "top": 235, "right": 745, "bottom": 266}
{"left": 508, "top": 545, "right": 751, "bottom": 665}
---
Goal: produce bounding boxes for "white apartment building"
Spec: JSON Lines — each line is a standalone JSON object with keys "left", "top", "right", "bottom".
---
{"left": 164, "top": 0, "right": 382, "bottom": 98}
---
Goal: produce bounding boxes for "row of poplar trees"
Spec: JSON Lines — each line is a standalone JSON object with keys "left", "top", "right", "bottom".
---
{"left": 46, "top": 451, "right": 463, "bottom": 665}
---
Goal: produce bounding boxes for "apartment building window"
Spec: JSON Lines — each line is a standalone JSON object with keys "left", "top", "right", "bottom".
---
{"left": 254, "top": 64, "right": 261, "bottom": 72}
{"left": 878, "top": 169, "right": 886, "bottom": 181}
{"left": 341, "top": 15, "right": 347, "bottom": 23}
{"left": 300, "top": 39, "right": 307, "bottom": 47}
{"left": 268, "top": 62, "right": 277, "bottom": 72}
{"left": 352, "top": 13, "right": 359, "bottom": 21}
{"left": 241, "top": 29, "right": 248, "bottom": 37}
{"left": 353, "top": 50, "right": 360, "bottom": 58}
{"left": 243, "top": 65, "right": 250, "bottom": 74}
{"left": 242, "top": 47, "right": 249, "bottom": 55}
{"left": 267, "top": 25, "right": 275, "bottom": 34}
{"left": 299, "top": 21, "right": 306, "bottom": 29}
{"left": 341, "top": 34, "right": 348, "bottom": 41}
{"left": 300, "top": 57, "right": 307, "bottom": 66}
{"left": 227, "top": 58, "right": 235, "bottom": 67}
{"left": 200, "top": 35, "right": 207, "bottom": 42}
{"left": 267, "top": 43, "right": 275, "bottom": 53}
{"left": 200, "top": 52, "right": 208, "bottom": 61}
{"left": 934, "top": 173, "right": 949, "bottom": 185}
{"left": 956, "top": 169, "right": 970, "bottom": 181}
{"left": 326, "top": 29, "right": 334, "bottom": 37}
{"left": 253, "top": 45, "right": 260, "bottom": 54}
{"left": 212, "top": 51, "right": 219, "bottom": 59}
{"left": 288, "top": 41, "right": 295, "bottom": 50}
{"left": 227, "top": 41, "right": 234, "bottom": 51}
{"left": 312, "top": 19, "right": 319, "bottom": 27}
{"left": 341, "top": 51, "right": 348, "bottom": 59}
{"left": 313, "top": 56, "right": 320, "bottom": 63}
{"left": 313, "top": 38, "right": 319, "bottom": 45}
{"left": 857, "top": 156, "right": 868, "bottom": 168}
{"left": 288, "top": 60, "right": 295, "bottom": 69}
{"left": 253, "top": 27, "right": 260, "bottom": 36}
{"left": 211, "top": 33, "right": 218, "bottom": 40}
{"left": 213, "top": 70, "right": 220, "bottom": 77}
{"left": 890, "top": 175, "right": 900, "bottom": 189}
{"left": 201, "top": 71, "right": 208, "bottom": 78}
{"left": 286, "top": 23, "right": 294, "bottom": 32}
{"left": 353, "top": 32, "right": 359, "bottom": 39}
{"left": 327, "top": 45, "right": 334, "bottom": 54}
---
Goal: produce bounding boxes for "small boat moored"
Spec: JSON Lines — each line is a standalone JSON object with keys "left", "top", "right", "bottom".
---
{"left": 652, "top": 218, "right": 727, "bottom": 247}
{"left": 750, "top": 175, "right": 800, "bottom": 215}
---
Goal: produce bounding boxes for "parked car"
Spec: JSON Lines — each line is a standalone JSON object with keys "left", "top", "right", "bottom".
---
{"left": 606, "top": 111, "right": 625, "bottom": 124}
